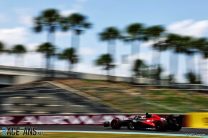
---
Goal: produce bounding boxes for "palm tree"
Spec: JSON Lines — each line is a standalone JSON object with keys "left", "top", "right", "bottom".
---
{"left": 61, "top": 13, "right": 91, "bottom": 51}
{"left": 189, "top": 38, "right": 207, "bottom": 76}
{"left": 123, "top": 23, "right": 146, "bottom": 82}
{"left": 36, "top": 42, "right": 55, "bottom": 76}
{"left": 183, "top": 39, "right": 195, "bottom": 73}
{"left": 33, "top": 9, "right": 60, "bottom": 44}
{"left": 11, "top": 44, "right": 27, "bottom": 66}
{"left": 152, "top": 40, "right": 168, "bottom": 83}
{"left": 95, "top": 54, "right": 114, "bottom": 81}
{"left": 185, "top": 72, "right": 201, "bottom": 84}
{"left": 99, "top": 27, "right": 120, "bottom": 78}
{"left": 124, "top": 23, "right": 145, "bottom": 57}
{"left": 132, "top": 59, "right": 147, "bottom": 78}
{"left": 165, "top": 34, "right": 185, "bottom": 81}
{"left": 59, "top": 48, "right": 78, "bottom": 72}
{"left": 197, "top": 39, "right": 208, "bottom": 84}
{"left": 144, "top": 25, "right": 165, "bottom": 67}
{"left": 99, "top": 27, "right": 120, "bottom": 55}
{"left": 153, "top": 40, "right": 169, "bottom": 60}
{"left": 34, "top": 9, "right": 60, "bottom": 77}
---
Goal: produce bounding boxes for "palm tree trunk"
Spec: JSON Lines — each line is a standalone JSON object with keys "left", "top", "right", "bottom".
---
{"left": 131, "top": 42, "right": 135, "bottom": 83}
{"left": 107, "top": 40, "right": 114, "bottom": 75}
{"left": 186, "top": 54, "right": 193, "bottom": 73}
{"left": 71, "top": 31, "right": 75, "bottom": 48}
{"left": 68, "top": 62, "right": 72, "bottom": 77}
{"left": 169, "top": 51, "right": 177, "bottom": 82}
{"left": 106, "top": 40, "right": 116, "bottom": 81}
{"left": 201, "top": 57, "right": 208, "bottom": 84}
{"left": 194, "top": 54, "right": 199, "bottom": 75}
{"left": 195, "top": 54, "right": 202, "bottom": 83}
{"left": 19, "top": 55, "right": 24, "bottom": 67}
{"left": 73, "top": 33, "right": 80, "bottom": 72}
{"left": 107, "top": 69, "right": 110, "bottom": 81}
{"left": 151, "top": 50, "right": 156, "bottom": 67}
{"left": 186, "top": 55, "right": 190, "bottom": 75}
{"left": 15, "top": 54, "right": 18, "bottom": 66}
{"left": 157, "top": 51, "right": 161, "bottom": 67}
{"left": 107, "top": 41, "right": 111, "bottom": 55}
{"left": 157, "top": 51, "right": 162, "bottom": 85}
{"left": 45, "top": 55, "right": 50, "bottom": 77}
{"left": 75, "top": 34, "right": 80, "bottom": 53}
{"left": 71, "top": 30, "right": 80, "bottom": 51}
{"left": 46, "top": 31, "right": 51, "bottom": 77}
{"left": 150, "top": 43, "right": 157, "bottom": 84}
{"left": 173, "top": 52, "right": 179, "bottom": 82}
{"left": 136, "top": 40, "right": 141, "bottom": 84}
{"left": 50, "top": 32, "right": 56, "bottom": 78}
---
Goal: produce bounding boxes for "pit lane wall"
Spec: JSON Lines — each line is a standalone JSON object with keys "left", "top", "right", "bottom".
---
{"left": 0, "top": 113, "right": 207, "bottom": 129}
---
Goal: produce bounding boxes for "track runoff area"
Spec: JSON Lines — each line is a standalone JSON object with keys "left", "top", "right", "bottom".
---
{"left": 0, "top": 112, "right": 207, "bottom": 137}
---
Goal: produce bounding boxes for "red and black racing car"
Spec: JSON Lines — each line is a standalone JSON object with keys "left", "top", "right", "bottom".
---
{"left": 104, "top": 113, "right": 182, "bottom": 131}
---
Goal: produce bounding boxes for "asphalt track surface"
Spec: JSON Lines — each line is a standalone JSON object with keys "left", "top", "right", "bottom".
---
{"left": 2, "top": 125, "right": 207, "bottom": 136}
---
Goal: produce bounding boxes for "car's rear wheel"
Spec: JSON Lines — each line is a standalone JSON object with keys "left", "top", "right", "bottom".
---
{"left": 111, "top": 119, "right": 121, "bottom": 129}
{"left": 171, "top": 124, "right": 182, "bottom": 131}
{"left": 155, "top": 121, "right": 166, "bottom": 131}
{"left": 167, "top": 115, "right": 182, "bottom": 131}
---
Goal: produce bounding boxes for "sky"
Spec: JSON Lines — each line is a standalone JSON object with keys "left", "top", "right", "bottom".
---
{"left": 0, "top": 0, "right": 208, "bottom": 84}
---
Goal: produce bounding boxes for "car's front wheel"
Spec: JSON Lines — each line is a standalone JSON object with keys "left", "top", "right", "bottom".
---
{"left": 127, "top": 121, "right": 135, "bottom": 130}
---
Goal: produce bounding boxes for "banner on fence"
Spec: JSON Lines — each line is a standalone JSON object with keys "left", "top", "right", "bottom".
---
{"left": 187, "top": 112, "right": 208, "bottom": 128}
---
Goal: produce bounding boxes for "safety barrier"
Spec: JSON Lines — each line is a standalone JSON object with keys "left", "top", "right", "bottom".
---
{"left": 1, "top": 113, "right": 207, "bottom": 129}
{"left": 186, "top": 112, "right": 208, "bottom": 129}
{"left": 0, "top": 114, "right": 184, "bottom": 126}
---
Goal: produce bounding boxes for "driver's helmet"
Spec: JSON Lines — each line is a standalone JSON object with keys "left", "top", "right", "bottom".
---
{"left": 146, "top": 112, "right": 152, "bottom": 118}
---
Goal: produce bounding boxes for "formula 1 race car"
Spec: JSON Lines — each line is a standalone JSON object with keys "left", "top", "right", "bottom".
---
{"left": 104, "top": 113, "right": 183, "bottom": 131}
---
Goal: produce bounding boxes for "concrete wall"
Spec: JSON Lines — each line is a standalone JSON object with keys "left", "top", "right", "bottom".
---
{"left": 0, "top": 75, "right": 15, "bottom": 85}
{"left": 0, "top": 66, "right": 153, "bottom": 85}
{"left": 14, "top": 75, "right": 42, "bottom": 85}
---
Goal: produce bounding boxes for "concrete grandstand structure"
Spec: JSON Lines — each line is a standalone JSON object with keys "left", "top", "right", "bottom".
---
{"left": 0, "top": 81, "right": 118, "bottom": 114}
{"left": 0, "top": 65, "right": 207, "bottom": 92}
{"left": 0, "top": 65, "right": 151, "bottom": 86}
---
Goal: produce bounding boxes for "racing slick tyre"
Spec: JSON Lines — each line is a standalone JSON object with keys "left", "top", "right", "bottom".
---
{"left": 104, "top": 121, "right": 110, "bottom": 127}
{"left": 171, "top": 124, "right": 182, "bottom": 131}
{"left": 111, "top": 118, "right": 121, "bottom": 129}
{"left": 127, "top": 121, "right": 135, "bottom": 130}
{"left": 167, "top": 115, "right": 182, "bottom": 131}
{"left": 155, "top": 121, "right": 166, "bottom": 131}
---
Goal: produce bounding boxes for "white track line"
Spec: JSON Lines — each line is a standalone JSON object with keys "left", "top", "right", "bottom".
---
{"left": 34, "top": 97, "right": 51, "bottom": 99}
{"left": 32, "top": 111, "right": 49, "bottom": 114}
{"left": 42, "top": 130, "right": 202, "bottom": 137}
{"left": 20, "top": 103, "right": 37, "bottom": 106}
{"left": 1, "top": 104, "right": 13, "bottom": 106}
{"left": 45, "top": 104, "right": 63, "bottom": 107}
{"left": 10, "top": 96, "right": 24, "bottom": 99}
{"left": 8, "top": 110, "right": 24, "bottom": 113}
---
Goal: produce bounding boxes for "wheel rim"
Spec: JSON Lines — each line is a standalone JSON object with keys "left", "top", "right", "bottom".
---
{"left": 129, "top": 122, "right": 134, "bottom": 129}
{"left": 156, "top": 123, "right": 161, "bottom": 130}
{"left": 112, "top": 120, "right": 118, "bottom": 128}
